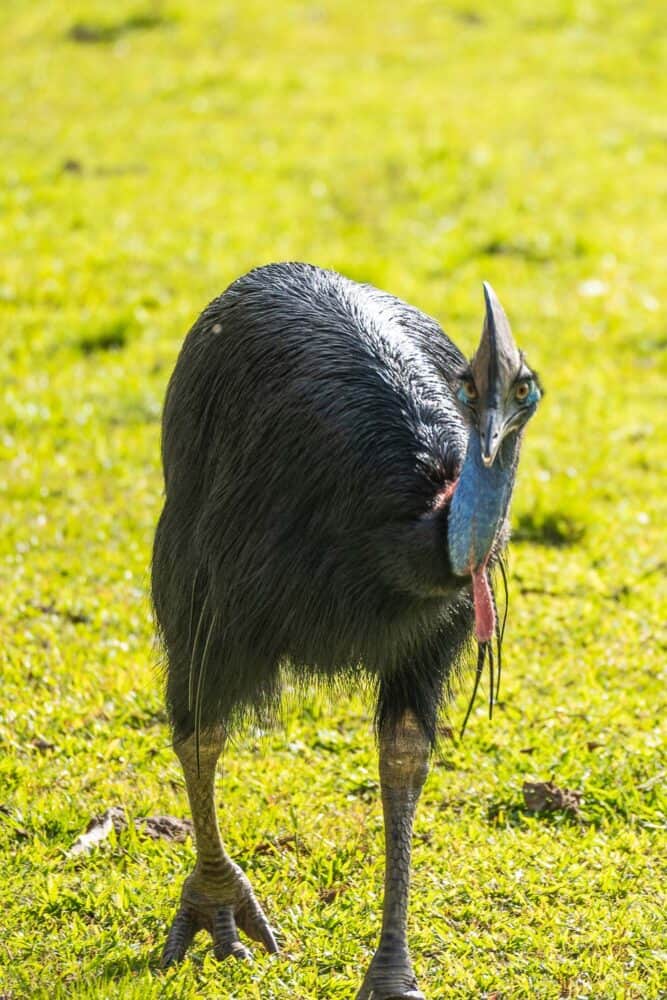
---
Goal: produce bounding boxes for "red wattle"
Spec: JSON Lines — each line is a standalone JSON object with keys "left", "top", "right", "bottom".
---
{"left": 472, "top": 566, "right": 495, "bottom": 643}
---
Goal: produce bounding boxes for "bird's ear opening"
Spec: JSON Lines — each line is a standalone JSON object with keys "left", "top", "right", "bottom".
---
{"left": 471, "top": 283, "right": 521, "bottom": 398}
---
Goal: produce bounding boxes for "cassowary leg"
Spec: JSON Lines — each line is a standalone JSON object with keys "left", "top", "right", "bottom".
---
{"left": 357, "top": 711, "right": 429, "bottom": 1000}
{"left": 161, "top": 729, "right": 278, "bottom": 967}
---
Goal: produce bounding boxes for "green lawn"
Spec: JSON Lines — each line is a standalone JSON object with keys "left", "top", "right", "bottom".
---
{"left": 1, "top": 1, "right": 665, "bottom": 997}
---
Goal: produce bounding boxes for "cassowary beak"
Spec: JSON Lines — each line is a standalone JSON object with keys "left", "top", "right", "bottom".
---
{"left": 471, "top": 283, "right": 522, "bottom": 467}
{"left": 480, "top": 408, "right": 503, "bottom": 467}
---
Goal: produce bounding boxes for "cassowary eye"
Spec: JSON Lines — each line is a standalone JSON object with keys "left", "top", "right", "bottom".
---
{"left": 461, "top": 379, "right": 478, "bottom": 402}
{"left": 515, "top": 380, "right": 531, "bottom": 402}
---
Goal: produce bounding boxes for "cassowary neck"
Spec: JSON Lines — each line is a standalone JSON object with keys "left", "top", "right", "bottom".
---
{"left": 448, "top": 429, "right": 520, "bottom": 579}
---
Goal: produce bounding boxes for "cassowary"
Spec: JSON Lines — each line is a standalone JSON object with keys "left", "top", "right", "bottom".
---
{"left": 151, "top": 263, "right": 542, "bottom": 999}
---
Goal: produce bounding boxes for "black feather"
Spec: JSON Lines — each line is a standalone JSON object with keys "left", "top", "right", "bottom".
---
{"left": 152, "top": 263, "right": 515, "bottom": 746}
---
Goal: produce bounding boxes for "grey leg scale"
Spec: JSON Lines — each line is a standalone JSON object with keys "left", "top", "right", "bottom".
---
{"left": 356, "top": 712, "right": 430, "bottom": 1000}
{"left": 160, "top": 730, "right": 278, "bottom": 967}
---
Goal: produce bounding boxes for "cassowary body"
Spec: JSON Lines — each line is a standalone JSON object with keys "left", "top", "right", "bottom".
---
{"left": 152, "top": 263, "right": 541, "bottom": 998}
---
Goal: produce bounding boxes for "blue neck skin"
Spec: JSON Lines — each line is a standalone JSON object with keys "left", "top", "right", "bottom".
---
{"left": 448, "top": 429, "right": 520, "bottom": 576}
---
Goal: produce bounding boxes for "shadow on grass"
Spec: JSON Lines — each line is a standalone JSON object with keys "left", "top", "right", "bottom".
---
{"left": 99, "top": 937, "right": 220, "bottom": 983}
{"left": 486, "top": 798, "right": 586, "bottom": 829}
{"left": 478, "top": 234, "right": 587, "bottom": 262}
{"left": 513, "top": 510, "right": 586, "bottom": 548}
{"left": 485, "top": 789, "right": 643, "bottom": 830}
{"left": 480, "top": 238, "right": 554, "bottom": 263}
{"left": 98, "top": 950, "right": 162, "bottom": 983}
{"left": 77, "top": 316, "right": 135, "bottom": 355}
{"left": 67, "top": 11, "right": 171, "bottom": 44}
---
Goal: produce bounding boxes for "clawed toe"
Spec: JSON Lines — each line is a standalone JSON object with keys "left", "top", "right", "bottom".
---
{"left": 211, "top": 904, "right": 254, "bottom": 961}
{"left": 160, "top": 909, "right": 198, "bottom": 968}
{"left": 235, "top": 895, "right": 280, "bottom": 953}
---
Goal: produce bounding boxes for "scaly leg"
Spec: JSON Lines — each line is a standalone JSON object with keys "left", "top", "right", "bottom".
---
{"left": 357, "top": 711, "right": 430, "bottom": 1000}
{"left": 161, "top": 729, "right": 278, "bottom": 966}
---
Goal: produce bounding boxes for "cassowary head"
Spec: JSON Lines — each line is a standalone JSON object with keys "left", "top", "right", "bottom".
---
{"left": 449, "top": 284, "right": 543, "bottom": 733}
{"left": 456, "top": 283, "right": 542, "bottom": 466}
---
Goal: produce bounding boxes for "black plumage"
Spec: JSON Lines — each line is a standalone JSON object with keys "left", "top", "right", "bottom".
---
{"left": 152, "top": 262, "right": 483, "bottom": 748}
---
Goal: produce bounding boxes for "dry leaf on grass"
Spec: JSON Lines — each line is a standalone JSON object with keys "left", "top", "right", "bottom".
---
{"left": 68, "top": 808, "right": 193, "bottom": 855}
{"left": 523, "top": 780, "right": 582, "bottom": 816}
{"left": 318, "top": 884, "right": 348, "bottom": 905}
{"left": 30, "top": 736, "right": 56, "bottom": 752}
{"left": 252, "top": 833, "right": 302, "bottom": 856}
{"left": 136, "top": 814, "right": 193, "bottom": 842}
{"left": 68, "top": 806, "right": 127, "bottom": 856}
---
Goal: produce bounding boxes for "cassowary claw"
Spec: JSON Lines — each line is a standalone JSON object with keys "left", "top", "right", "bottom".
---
{"left": 160, "top": 878, "right": 278, "bottom": 967}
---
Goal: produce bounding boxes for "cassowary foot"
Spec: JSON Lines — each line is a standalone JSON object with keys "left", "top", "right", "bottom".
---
{"left": 356, "top": 962, "right": 425, "bottom": 1000}
{"left": 160, "top": 872, "right": 278, "bottom": 967}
